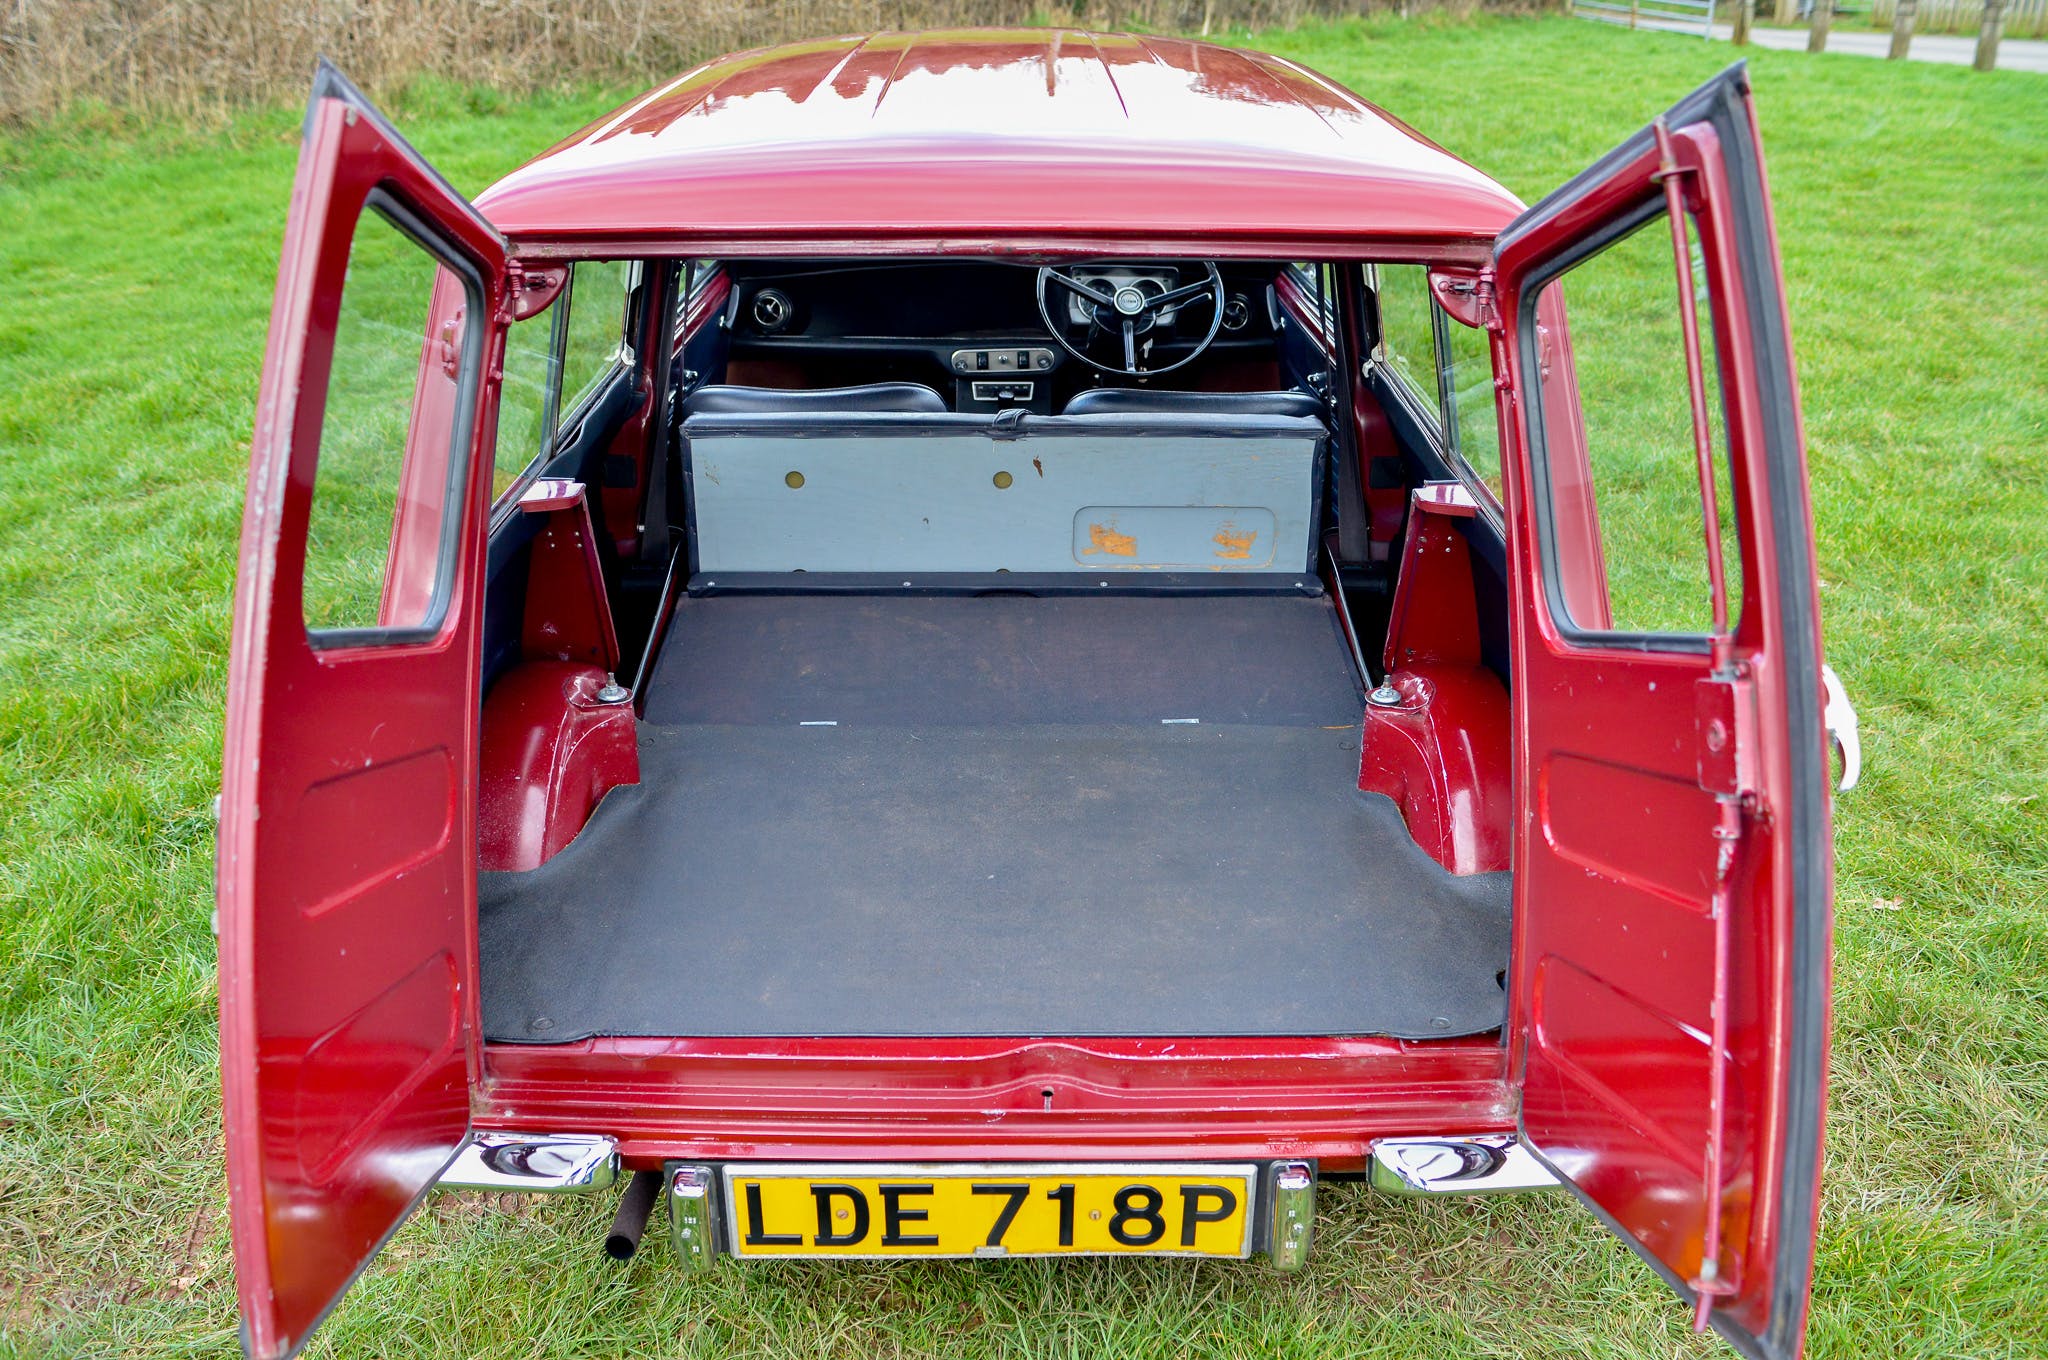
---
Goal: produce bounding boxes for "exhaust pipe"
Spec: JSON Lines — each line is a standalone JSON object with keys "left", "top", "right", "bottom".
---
{"left": 604, "top": 1170, "right": 665, "bottom": 1260}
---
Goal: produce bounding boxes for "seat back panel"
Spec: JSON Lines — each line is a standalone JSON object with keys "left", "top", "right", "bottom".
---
{"left": 684, "top": 414, "right": 1321, "bottom": 578}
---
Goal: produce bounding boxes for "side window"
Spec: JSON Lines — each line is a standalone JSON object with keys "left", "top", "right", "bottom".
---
{"left": 1439, "top": 311, "right": 1502, "bottom": 505}
{"left": 676, "top": 260, "right": 718, "bottom": 349}
{"left": 1376, "top": 265, "right": 1499, "bottom": 506}
{"left": 559, "top": 260, "right": 636, "bottom": 421}
{"left": 492, "top": 310, "right": 561, "bottom": 507}
{"left": 302, "top": 200, "right": 475, "bottom": 639}
{"left": 489, "top": 258, "right": 641, "bottom": 513}
{"left": 1528, "top": 208, "right": 1742, "bottom": 637}
{"left": 1281, "top": 262, "right": 1335, "bottom": 350}
{"left": 1371, "top": 264, "right": 1441, "bottom": 430}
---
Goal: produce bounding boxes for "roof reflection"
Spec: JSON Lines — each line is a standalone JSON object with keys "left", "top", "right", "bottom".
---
{"left": 478, "top": 28, "right": 1521, "bottom": 242}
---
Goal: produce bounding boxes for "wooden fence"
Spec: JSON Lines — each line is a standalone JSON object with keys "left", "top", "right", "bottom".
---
{"left": 1576, "top": 0, "right": 2043, "bottom": 41}
{"left": 1573, "top": 0, "right": 1720, "bottom": 36}
{"left": 1864, "top": 0, "right": 2045, "bottom": 36}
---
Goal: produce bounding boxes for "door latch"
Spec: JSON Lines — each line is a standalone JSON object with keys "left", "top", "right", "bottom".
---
{"left": 437, "top": 307, "right": 464, "bottom": 378}
{"left": 1821, "top": 663, "right": 1860, "bottom": 793}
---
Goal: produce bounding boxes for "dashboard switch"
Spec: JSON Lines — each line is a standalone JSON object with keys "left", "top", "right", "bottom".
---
{"left": 951, "top": 347, "right": 1056, "bottom": 378}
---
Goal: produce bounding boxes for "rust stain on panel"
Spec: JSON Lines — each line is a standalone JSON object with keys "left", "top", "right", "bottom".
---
{"left": 1213, "top": 526, "right": 1259, "bottom": 559}
{"left": 1084, "top": 523, "right": 1137, "bottom": 557}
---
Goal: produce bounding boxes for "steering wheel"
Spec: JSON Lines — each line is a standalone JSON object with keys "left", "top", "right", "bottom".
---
{"left": 1036, "top": 262, "right": 1225, "bottom": 378}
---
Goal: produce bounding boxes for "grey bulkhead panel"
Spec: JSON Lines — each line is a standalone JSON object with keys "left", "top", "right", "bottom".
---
{"left": 684, "top": 414, "right": 1322, "bottom": 575}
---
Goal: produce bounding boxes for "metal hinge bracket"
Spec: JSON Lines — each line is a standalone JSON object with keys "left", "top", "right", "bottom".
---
{"left": 1693, "top": 672, "right": 1759, "bottom": 800}
{"left": 1428, "top": 268, "right": 1499, "bottom": 332}
{"left": 500, "top": 261, "right": 570, "bottom": 324}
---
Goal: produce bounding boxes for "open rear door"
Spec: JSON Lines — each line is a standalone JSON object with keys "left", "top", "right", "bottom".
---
{"left": 218, "top": 62, "right": 506, "bottom": 1359}
{"left": 1494, "top": 68, "right": 1834, "bottom": 1359}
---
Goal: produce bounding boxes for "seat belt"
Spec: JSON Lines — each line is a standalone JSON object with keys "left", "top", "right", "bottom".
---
{"left": 640, "top": 261, "right": 688, "bottom": 568}
{"left": 1330, "top": 264, "right": 1374, "bottom": 565}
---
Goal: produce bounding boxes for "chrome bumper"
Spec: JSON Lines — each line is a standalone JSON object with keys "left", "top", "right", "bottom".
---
{"left": 1368, "top": 1134, "right": 1559, "bottom": 1196}
{"left": 666, "top": 1164, "right": 719, "bottom": 1270}
{"left": 435, "top": 1135, "right": 1551, "bottom": 1266}
{"left": 437, "top": 1131, "right": 620, "bottom": 1193}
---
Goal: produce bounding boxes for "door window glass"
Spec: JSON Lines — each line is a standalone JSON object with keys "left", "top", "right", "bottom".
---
{"left": 492, "top": 311, "right": 561, "bottom": 507}
{"left": 1441, "top": 313, "right": 1502, "bottom": 505}
{"left": 560, "top": 260, "right": 635, "bottom": 419}
{"left": 1372, "top": 264, "right": 1440, "bottom": 427}
{"left": 1531, "top": 210, "right": 1742, "bottom": 637}
{"left": 1288, "top": 262, "right": 1335, "bottom": 341}
{"left": 675, "top": 260, "right": 715, "bottom": 350}
{"left": 302, "top": 201, "right": 472, "bottom": 638}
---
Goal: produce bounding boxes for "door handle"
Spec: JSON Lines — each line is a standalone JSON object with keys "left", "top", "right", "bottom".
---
{"left": 1821, "top": 664, "right": 1860, "bottom": 793}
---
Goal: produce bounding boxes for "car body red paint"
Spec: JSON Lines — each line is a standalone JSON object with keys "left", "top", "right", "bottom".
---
{"left": 475, "top": 30, "right": 1524, "bottom": 254}
{"left": 219, "top": 33, "right": 1838, "bottom": 1360}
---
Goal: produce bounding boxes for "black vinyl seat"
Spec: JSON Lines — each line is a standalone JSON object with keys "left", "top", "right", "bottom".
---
{"left": 683, "top": 382, "right": 949, "bottom": 416}
{"left": 1061, "top": 387, "right": 1323, "bottom": 420}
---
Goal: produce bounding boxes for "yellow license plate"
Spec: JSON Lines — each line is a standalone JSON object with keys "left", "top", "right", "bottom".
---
{"left": 723, "top": 1162, "right": 1259, "bottom": 1260}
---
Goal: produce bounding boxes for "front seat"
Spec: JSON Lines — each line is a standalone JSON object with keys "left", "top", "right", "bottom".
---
{"left": 683, "top": 382, "right": 949, "bottom": 416}
{"left": 1061, "top": 388, "right": 1324, "bottom": 420}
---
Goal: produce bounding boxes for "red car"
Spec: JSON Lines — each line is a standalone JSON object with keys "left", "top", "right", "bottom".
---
{"left": 218, "top": 29, "right": 1859, "bottom": 1360}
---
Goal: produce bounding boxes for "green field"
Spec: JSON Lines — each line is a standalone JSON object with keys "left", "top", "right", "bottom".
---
{"left": 2, "top": 13, "right": 2044, "bottom": 1357}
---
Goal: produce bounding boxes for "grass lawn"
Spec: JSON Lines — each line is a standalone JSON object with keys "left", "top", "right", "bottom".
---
{"left": 2, "top": 13, "right": 2043, "bottom": 1358}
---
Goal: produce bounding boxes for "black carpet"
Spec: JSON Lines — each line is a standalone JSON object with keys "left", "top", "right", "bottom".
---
{"left": 478, "top": 595, "right": 1511, "bottom": 1040}
{"left": 639, "top": 593, "right": 1367, "bottom": 729}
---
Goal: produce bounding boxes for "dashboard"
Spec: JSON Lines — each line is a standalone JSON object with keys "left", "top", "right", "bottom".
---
{"left": 720, "top": 259, "right": 1288, "bottom": 414}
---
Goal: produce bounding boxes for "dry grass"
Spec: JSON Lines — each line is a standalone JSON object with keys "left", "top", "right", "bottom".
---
{"left": 0, "top": 0, "right": 1532, "bottom": 125}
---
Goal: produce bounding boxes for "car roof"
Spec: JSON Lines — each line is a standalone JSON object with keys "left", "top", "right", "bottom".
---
{"left": 476, "top": 29, "right": 1525, "bottom": 255}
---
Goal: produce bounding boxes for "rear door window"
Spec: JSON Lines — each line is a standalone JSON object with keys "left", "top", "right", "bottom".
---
{"left": 1531, "top": 214, "right": 1742, "bottom": 637}
{"left": 301, "top": 201, "right": 474, "bottom": 638}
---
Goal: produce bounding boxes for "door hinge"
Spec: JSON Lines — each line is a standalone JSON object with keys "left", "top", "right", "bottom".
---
{"left": 1693, "top": 673, "right": 1758, "bottom": 800}
{"left": 1428, "top": 269, "right": 1499, "bottom": 332}
{"left": 1693, "top": 660, "right": 1753, "bottom": 1334}
{"left": 500, "top": 262, "right": 569, "bottom": 324}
